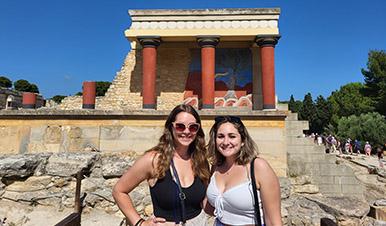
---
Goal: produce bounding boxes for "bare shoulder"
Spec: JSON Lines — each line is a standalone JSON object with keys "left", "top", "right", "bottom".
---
{"left": 137, "top": 150, "right": 159, "bottom": 169}
{"left": 253, "top": 157, "right": 279, "bottom": 188}
{"left": 253, "top": 157, "right": 273, "bottom": 171}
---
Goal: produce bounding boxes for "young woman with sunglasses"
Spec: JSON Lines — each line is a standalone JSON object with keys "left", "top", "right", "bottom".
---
{"left": 113, "top": 104, "right": 210, "bottom": 226}
{"left": 206, "top": 116, "right": 282, "bottom": 226}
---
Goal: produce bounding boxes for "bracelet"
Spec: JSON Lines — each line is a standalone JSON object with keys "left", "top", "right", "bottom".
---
{"left": 134, "top": 218, "right": 144, "bottom": 226}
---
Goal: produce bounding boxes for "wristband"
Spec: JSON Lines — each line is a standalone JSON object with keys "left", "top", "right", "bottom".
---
{"left": 134, "top": 218, "right": 144, "bottom": 226}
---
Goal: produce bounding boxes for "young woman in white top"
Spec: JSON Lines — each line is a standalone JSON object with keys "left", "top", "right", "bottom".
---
{"left": 205, "top": 116, "right": 282, "bottom": 226}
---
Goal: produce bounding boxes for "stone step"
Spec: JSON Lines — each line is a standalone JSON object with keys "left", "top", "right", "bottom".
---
{"left": 287, "top": 145, "right": 317, "bottom": 154}
{"left": 287, "top": 137, "right": 314, "bottom": 145}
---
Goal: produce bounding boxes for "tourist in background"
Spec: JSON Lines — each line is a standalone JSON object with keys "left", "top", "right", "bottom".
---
{"left": 206, "top": 116, "right": 282, "bottom": 226}
{"left": 113, "top": 104, "right": 210, "bottom": 226}
{"left": 345, "top": 139, "right": 352, "bottom": 154}
{"left": 354, "top": 139, "right": 361, "bottom": 154}
{"left": 377, "top": 147, "right": 384, "bottom": 168}
{"left": 364, "top": 141, "right": 372, "bottom": 156}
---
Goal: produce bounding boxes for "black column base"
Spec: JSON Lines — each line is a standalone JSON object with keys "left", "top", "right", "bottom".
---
{"left": 263, "top": 104, "right": 275, "bottom": 109}
{"left": 22, "top": 104, "right": 35, "bottom": 109}
{"left": 202, "top": 104, "right": 214, "bottom": 109}
{"left": 143, "top": 104, "right": 156, "bottom": 109}
{"left": 82, "top": 104, "right": 95, "bottom": 109}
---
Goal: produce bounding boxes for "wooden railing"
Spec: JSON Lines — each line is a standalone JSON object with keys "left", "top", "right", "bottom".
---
{"left": 55, "top": 171, "right": 86, "bottom": 226}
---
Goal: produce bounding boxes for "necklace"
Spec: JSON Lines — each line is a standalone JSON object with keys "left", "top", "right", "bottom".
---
{"left": 222, "top": 163, "right": 236, "bottom": 175}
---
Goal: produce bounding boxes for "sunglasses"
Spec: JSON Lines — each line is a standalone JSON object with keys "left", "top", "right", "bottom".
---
{"left": 214, "top": 116, "right": 242, "bottom": 124}
{"left": 172, "top": 122, "right": 200, "bottom": 133}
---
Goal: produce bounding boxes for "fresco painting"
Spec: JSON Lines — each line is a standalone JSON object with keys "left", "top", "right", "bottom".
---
{"left": 184, "top": 48, "right": 253, "bottom": 108}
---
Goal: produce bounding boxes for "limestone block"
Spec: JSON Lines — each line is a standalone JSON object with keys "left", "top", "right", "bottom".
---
{"left": 100, "top": 126, "right": 162, "bottom": 152}
{"left": 318, "top": 184, "right": 342, "bottom": 194}
{"left": 101, "top": 153, "right": 136, "bottom": 178}
{"left": 45, "top": 152, "right": 99, "bottom": 177}
{"left": 81, "top": 177, "right": 106, "bottom": 193}
{"left": 290, "top": 175, "right": 312, "bottom": 185}
{"left": 305, "top": 195, "right": 370, "bottom": 218}
{"left": 292, "top": 184, "right": 319, "bottom": 194}
{"left": 99, "top": 140, "right": 132, "bottom": 152}
{"left": 248, "top": 127, "right": 285, "bottom": 142}
{"left": 313, "top": 176, "right": 334, "bottom": 185}
{"left": 100, "top": 126, "right": 125, "bottom": 140}
{"left": 279, "top": 177, "right": 291, "bottom": 199}
{"left": 157, "top": 92, "right": 185, "bottom": 111}
{"left": 287, "top": 145, "right": 317, "bottom": 154}
{"left": 30, "top": 126, "right": 46, "bottom": 141}
{"left": 285, "top": 195, "right": 336, "bottom": 226}
{"left": 0, "top": 126, "right": 30, "bottom": 154}
{"left": 5, "top": 176, "right": 52, "bottom": 192}
{"left": 43, "top": 126, "right": 63, "bottom": 143}
{"left": 0, "top": 154, "right": 50, "bottom": 178}
{"left": 341, "top": 184, "right": 364, "bottom": 196}
{"left": 2, "top": 189, "right": 62, "bottom": 206}
{"left": 334, "top": 176, "right": 360, "bottom": 185}
{"left": 288, "top": 153, "right": 325, "bottom": 163}
{"left": 44, "top": 143, "right": 62, "bottom": 153}
{"left": 57, "top": 96, "right": 82, "bottom": 110}
{"left": 57, "top": 126, "right": 100, "bottom": 152}
{"left": 319, "top": 164, "right": 355, "bottom": 176}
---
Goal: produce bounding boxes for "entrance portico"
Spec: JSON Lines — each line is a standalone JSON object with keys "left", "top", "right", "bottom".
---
{"left": 125, "top": 8, "right": 281, "bottom": 110}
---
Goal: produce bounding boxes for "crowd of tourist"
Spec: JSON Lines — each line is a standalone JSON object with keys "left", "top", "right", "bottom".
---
{"left": 308, "top": 133, "right": 385, "bottom": 168}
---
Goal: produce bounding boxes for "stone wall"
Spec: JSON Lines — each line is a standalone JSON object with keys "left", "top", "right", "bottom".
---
{"left": 0, "top": 152, "right": 142, "bottom": 221}
{"left": 0, "top": 110, "right": 288, "bottom": 177}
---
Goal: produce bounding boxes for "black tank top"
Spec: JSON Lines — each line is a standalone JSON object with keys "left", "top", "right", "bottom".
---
{"left": 149, "top": 169, "right": 206, "bottom": 222}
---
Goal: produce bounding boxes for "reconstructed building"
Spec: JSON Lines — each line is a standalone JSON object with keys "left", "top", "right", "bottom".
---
{"left": 59, "top": 8, "right": 281, "bottom": 111}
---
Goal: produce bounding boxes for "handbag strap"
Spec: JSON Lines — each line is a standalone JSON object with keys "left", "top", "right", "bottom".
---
{"left": 250, "top": 157, "right": 262, "bottom": 226}
{"left": 170, "top": 159, "right": 187, "bottom": 224}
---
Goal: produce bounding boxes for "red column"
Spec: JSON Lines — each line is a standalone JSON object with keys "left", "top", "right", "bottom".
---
{"left": 22, "top": 92, "right": 36, "bottom": 109}
{"left": 82, "top": 81, "right": 96, "bottom": 109}
{"left": 198, "top": 36, "right": 219, "bottom": 109}
{"left": 256, "top": 35, "right": 280, "bottom": 110}
{"left": 139, "top": 37, "right": 160, "bottom": 109}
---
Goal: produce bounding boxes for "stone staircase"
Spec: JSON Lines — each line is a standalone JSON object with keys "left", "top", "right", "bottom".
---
{"left": 285, "top": 112, "right": 364, "bottom": 197}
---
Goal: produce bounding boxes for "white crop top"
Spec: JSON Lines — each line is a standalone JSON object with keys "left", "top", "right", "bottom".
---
{"left": 206, "top": 168, "right": 265, "bottom": 225}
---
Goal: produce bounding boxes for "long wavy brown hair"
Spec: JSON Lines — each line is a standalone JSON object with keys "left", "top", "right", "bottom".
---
{"left": 208, "top": 116, "right": 259, "bottom": 166}
{"left": 147, "top": 104, "right": 210, "bottom": 184}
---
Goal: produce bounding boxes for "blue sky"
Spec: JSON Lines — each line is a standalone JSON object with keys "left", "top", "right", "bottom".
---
{"left": 1, "top": 0, "right": 385, "bottom": 101}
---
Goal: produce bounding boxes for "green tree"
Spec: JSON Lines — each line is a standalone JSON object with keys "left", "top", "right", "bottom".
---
{"left": 14, "top": 79, "right": 31, "bottom": 92}
{"left": 328, "top": 83, "right": 374, "bottom": 124}
{"left": 288, "top": 95, "right": 302, "bottom": 113}
{"left": 0, "top": 76, "right": 12, "bottom": 88}
{"left": 361, "top": 50, "right": 386, "bottom": 115}
{"left": 299, "top": 93, "right": 317, "bottom": 132}
{"left": 96, "top": 81, "right": 111, "bottom": 96}
{"left": 51, "top": 95, "right": 67, "bottom": 104}
{"left": 336, "top": 112, "right": 386, "bottom": 147}
{"left": 29, "top": 83, "right": 39, "bottom": 93}
{"left": 13, "top": 79, "right": 39, "bottom": 93}
{"left": 314, "top": 95, "right": 332, "bottom": 134}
